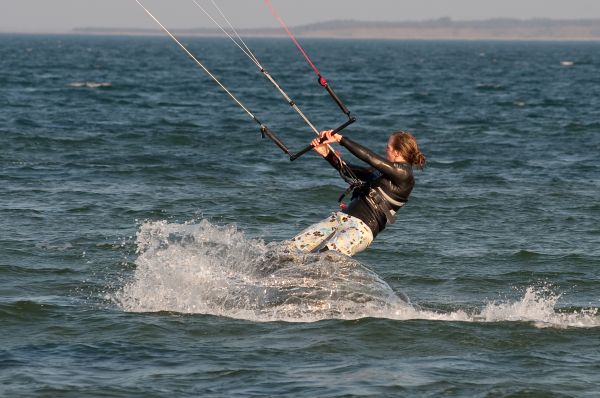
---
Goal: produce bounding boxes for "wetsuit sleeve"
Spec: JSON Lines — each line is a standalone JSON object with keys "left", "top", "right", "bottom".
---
{"left": 339, "top": 136, "right": 411, "bottom": 185}
{"left": 324, "top": 150, "right": 373, "bottom": 180}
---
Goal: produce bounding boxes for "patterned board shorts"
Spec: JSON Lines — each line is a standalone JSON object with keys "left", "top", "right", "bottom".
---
{"left": 286, "top": 211, "right": 374, "bottom": 257}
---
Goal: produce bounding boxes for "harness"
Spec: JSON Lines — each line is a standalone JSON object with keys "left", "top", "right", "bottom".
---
{"left": 348, "top": 167, "right": 408, "bottom": 225}
{"left": 367, "top": 187, "right": 406, "bottom": 224}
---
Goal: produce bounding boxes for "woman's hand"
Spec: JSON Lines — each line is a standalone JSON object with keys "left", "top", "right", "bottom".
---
{"left": 312, "top": 130, "right": 342, "bottom": 157}
{"left": 311, "top": 136, "right": 329, "bottom": 157}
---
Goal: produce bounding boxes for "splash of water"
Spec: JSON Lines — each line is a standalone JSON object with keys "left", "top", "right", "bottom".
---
{"left": 113, "top": 220, "right": 599, "bottom": 327}
{"left": 114, "top": 219, "right": 406, "bottom": 322}
{"left": 477, "top": 287, "right": 599, "bottom": 328}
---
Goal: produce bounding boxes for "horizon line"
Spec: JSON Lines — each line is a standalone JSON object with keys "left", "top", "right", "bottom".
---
{"left": 1, "top": 16, "right": 600, "bottom": 35}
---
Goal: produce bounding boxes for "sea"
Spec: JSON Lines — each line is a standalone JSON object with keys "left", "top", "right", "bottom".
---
{"left": 1, "top": 33, "right": 599, "bottom": 397}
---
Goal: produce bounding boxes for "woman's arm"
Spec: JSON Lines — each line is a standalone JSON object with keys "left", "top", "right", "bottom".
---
{"left": 339, "top": 136, "right": 411, "bottom": 185}
{"left": 323, "top": 150, "right": 374, "bottom": 180}
{"left": 318, "top": 129, "right": 411, "bottom": 186}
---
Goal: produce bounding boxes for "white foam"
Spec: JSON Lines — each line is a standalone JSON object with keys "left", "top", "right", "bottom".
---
{"left": 113, "top": 220, "right": 600, "bottom": 328}
{"left": 69, "top": 82, "right": 112, "bottom": 89}
{"left": 388, "top": 287, "right": 599, "bottom": 328}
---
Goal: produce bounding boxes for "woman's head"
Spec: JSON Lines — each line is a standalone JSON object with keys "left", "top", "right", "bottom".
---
{"left": 387, "top": 131, "right": 426, "bottom": 169}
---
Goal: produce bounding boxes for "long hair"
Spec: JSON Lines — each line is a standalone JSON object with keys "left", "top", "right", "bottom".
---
{"left": 389, "top": 131, "right": 426, "bottom": 169}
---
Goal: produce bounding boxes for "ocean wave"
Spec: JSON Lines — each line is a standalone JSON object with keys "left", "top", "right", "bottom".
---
{"left": 113, "top": 220, "right": 600, "bottom": 328}
{"left": 475, "top": 83, "right": 505, "bottom": 91}
{"left": 0, "top": 300, "right": 62, "bottom": 321}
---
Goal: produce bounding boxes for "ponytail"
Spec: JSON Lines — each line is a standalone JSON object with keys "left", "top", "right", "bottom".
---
{"left": 389, "top": 131, "right": 426, "bottom": 170}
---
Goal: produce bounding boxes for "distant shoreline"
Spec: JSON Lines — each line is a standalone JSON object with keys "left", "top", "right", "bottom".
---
{"left": 69, "top": 18, "right": 600, "bottom": 41}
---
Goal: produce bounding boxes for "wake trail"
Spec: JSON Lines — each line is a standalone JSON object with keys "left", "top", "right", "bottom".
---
{"left": 112, "top": 220, "right": 599, "bottom": 327}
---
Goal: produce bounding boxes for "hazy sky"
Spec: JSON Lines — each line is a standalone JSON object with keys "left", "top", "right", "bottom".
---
{"left": 1, "top": 0, "right": 599, "bottom": 33}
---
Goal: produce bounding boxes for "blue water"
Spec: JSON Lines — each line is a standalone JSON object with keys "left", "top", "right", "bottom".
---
{"left": 1, "top": 33, "right": 600, "bottom": 397}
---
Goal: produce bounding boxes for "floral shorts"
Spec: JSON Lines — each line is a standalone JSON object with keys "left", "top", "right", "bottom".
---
{"left": 287, "top": 212, "right": 374, "bottom": 257}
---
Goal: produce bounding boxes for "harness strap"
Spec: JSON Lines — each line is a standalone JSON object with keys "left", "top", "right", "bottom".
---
{"left": 366, "top": 187, "right": 406, "bottom": 225}
{"left": 376, "top": 187, "right": 406, "bottom": 208}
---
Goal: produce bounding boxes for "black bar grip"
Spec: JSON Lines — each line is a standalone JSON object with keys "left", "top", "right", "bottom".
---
{"left": 331, "top": 116, "right": 357, "bottom": 134}
{"left": 261, "top": 125, "right": 291, "bottom": 156}
{"left": 290, "top": 138, "right": 323, "bottom": 161}
{"left": 289, "top": 116, "right": 357, "bottom": 161}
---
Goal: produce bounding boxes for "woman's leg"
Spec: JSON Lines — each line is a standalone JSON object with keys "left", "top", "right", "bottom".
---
{"left": 322, "top": 213, "right": 374, "bottom": 256}
{"left": 287, "top": 213, "right": 339, "bottom": 253}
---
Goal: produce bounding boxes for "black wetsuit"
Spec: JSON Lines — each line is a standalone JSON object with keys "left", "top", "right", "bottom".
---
{"left": 325, "top": 136, "right": 415, "bottom": 237}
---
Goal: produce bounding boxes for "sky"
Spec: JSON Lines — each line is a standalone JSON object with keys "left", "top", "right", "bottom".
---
{"left": 0, "top": 0, "right": 599, "bottom": 33}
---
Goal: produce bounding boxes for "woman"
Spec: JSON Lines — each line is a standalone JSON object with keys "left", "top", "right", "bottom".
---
{"left": 288, "top": 129, "right": 426, "bottom": 257}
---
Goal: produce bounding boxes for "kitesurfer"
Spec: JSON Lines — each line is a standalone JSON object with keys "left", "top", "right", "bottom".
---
{"left": 288, "top": 129, "right": 426, "bottom": 257}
